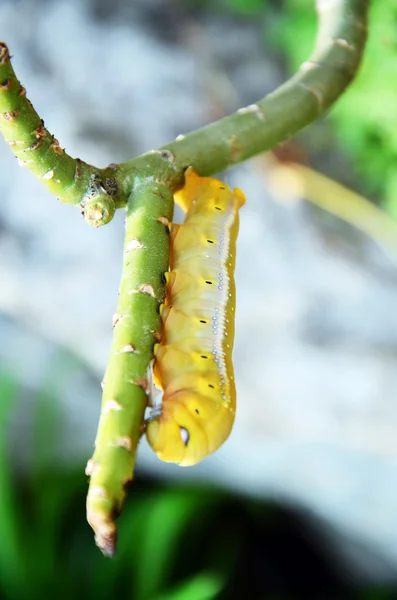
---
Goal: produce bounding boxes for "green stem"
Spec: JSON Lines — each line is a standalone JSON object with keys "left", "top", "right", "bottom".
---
{"left": 118, "top": 0, "right": 368, "bottom": 193}
{"left": 0, "top": 42, "right": 120, "bottom": 220}
{"left": 86, "top": 178, "right": 173, "bottom": 556}
{"left": 0, "top": 1, "right": 367, "bottom": 217}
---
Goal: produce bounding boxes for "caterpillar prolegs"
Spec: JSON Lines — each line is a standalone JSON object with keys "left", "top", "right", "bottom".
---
{"left": 146, "top": 168, "right": 245, "bottom": 466}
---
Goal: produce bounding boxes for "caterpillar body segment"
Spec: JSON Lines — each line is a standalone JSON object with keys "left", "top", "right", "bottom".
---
{"left": 146, "top": 168, "right": 245, "bottom": 466}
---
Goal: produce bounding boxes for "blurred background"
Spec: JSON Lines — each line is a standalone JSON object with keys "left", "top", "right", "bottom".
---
{"left": 1, "top": 0, "right": 397, "bottom": 598}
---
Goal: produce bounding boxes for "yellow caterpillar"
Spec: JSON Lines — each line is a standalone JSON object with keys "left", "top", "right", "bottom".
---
{"left": 146, "top": 167, "right": 245, "bottom": 466}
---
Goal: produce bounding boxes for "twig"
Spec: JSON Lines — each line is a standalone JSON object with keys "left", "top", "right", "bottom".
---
{"left": 0, "top": 42, "right": 121, "bottom": 224}
{"left": 119, "top": 0, "right": 368, "bottom": 190}
{"left": 86, "top": 178, "right": 173, "bottom": 556}
{"left": 1, "top": 2, "right": 368, "bottom": 214}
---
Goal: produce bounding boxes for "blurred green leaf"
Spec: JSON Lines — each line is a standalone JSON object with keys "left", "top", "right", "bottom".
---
{"left": 133, "top": 487, "right": 220, "bottom": 599}
{"left": 222, "top": 0, "right": 267, "bottom": 16}
{"left": 155, "top": 571, "right": 224, "bottom": 600}
{"left": 269, "top": 0, "right": 397, "bottom": 216}
{"left": 0, "top": 372, "right": 24, "bottom": 597}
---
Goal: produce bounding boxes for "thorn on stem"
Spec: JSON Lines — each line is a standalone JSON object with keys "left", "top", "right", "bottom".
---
{"left": 139, "top": 283, "right": 156, "bottom": 297}
{"left": 237, "top": 104, "right": 265, "bottom": 120}
{"left": 85, "top": 459, "right": 95, "bottom": 476}
{"left": 2, "top": 110, "right": 18, "bottom": 121}
{"left": 333, "top": 38, "right": 355, "bottom": 52}
{"left": 125, "top": 238, "right": 144, "bottom": 252}
{"left": 114, "top": 436, "right": 132, "bottom": 451}
{"left": 157, "top": 216, "right": 170, "bottom": 227}
{"left": 0, "top": 43, "right": 10, "bottom": 63}
{"left": 50, "top": 137, "right": 63, "bottom": 155}
{"left": 102, "top": 399, "right": 123, "bottom": 414}
{"left": 112, "top": 313, "right": 122, "bottom": 327}
{"left": 120, "top": 344, "right": 137, "bottom": 353}
{"left": 42, "top": 169, "right": 55, "bottom": 181}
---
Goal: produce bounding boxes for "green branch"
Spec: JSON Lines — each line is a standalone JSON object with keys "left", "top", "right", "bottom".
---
{"left": 118, "top": 0, "right": 368, "bottom": 193}
{"left": 1, "top": 1, "right": 367, "bottom": 216}
{"left": 0, "top": 42, "right": 121, "bottom": 224}
{"left": 86, "top": 178, "right": 173, "bottom": 556}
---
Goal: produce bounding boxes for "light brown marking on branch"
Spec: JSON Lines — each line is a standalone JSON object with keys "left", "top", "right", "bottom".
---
{"left": 334, "top": 38, "right": 355, "bottom": 51}
{"left": 237, "top": 104, "right": 265, "bottom": 120}
{"left": 0, "top": 43, "right": 10, "bottom": 63}
{"left": 42, "top": 169, "right": 54, "bottom": 180}
{"left": 2, "top": 110, "right": 18, "bottom": 121}
{"left": 228, "top": 134, "right": 242, "bottom": 162}
{"left": 139, "top": 283, "right": 156, "bottom": 297}
{"left": 130, "top": 377, "right": 148, "bottom": 391}
{"left": 125, "top": 238, "right": 144, "bottom": 252}
{"left": 112, "top": 312, "right": 122, "bottom": 327}
{"left": 157, "top": 216, "right": 170, "bottom": 227}
{"left": 94, "top": 524, "right": 117, "bottom": 558}
{"left": 120, "top": 344, "right": 138, "bottom": 353}
{"left": 297, "top": 83, "right": 324, "bottom": 112}
{"left": 113, "top": 436, "right": 132, "bottom": 451}
{"left": 152, "top": 330, "right": 161, "bottom": 341}
{"left": 33, "top": 123, "right": 46, "bottom": 139}
{"left": 17, "top": 157, "right": 30, "bottom": 167}
{"left": 102, "top": 399, "right": 123, "bottom": 414}
{"left": 50, "top": 137, "right": 63, "bottom": 155}
{"left": 18, "top": 85, "right": 26, "bottom": 97}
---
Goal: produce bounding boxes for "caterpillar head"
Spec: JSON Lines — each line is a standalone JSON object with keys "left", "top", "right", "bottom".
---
{"left": 146, "top": 391, "right": 234, "bottom": 467}
{"left": 174, "top": 167, "right": 246, "bottom": 214}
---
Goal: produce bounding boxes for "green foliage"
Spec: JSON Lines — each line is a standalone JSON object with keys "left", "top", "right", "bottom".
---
{"left": 155, "top": 573, "right": 223, "bottom": 600}
{"left": 0, "top": 370, "right": 228, "bottom": 600}
{"left": 181, "top": 0, "right": 268, "bottom": 15}
{"left": 0, "top": 374, "right": 23, "bottom": 599}
{"left": 221, "top": 0, "right": 268, "bottom": 16}
{"left": 1, "top": 368, "right": 396, "bottom": 598}
{"left": 273, "top": 0, "right": 397, "bottom": 217}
